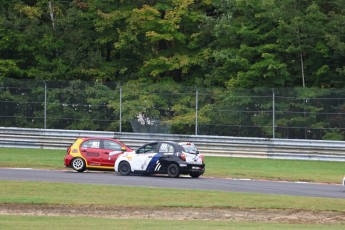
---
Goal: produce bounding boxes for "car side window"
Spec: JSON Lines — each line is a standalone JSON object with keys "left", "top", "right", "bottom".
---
{"left": 103, "top": 140, "right": 122, "bottom": 151}
{"left": 159, "top": 143, "right": 175, "bottom": 153}
{"left": 81, "top": 140, "right": 100, "bottom": 149}
{"left": 137, "top": 143, "right": 157, "bottom": 154}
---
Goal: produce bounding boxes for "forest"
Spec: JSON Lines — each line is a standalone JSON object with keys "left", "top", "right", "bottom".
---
{"left": 1, "top": 0, "right": 345, "bottom": 139}
{"left": 1, "top": 0, "right": 345, "bottom": 87}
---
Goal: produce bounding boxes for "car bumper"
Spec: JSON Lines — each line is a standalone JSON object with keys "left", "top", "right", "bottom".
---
{"left": 64, "top": 155, "right": 73, "bottom": 167}
{"left": 180, "top": 163, "right": 205, "bottom": 175}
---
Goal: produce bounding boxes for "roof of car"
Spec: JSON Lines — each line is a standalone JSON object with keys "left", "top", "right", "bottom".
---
{"left": 141, "top": 141, "right": 196, "bottom": 147}
{"left": 144, "top": 141, "right": 179, "bottom": 145}
{"left": 79, "top": 137, "right": 115, "bottom": 140}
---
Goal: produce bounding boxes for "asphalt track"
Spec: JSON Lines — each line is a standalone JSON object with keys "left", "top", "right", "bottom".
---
{"left": 0, "top": 168, "right": 344, "bottom": 199}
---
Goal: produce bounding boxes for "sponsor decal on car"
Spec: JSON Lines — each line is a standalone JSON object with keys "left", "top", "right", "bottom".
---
{"left": 154, "top": 161, "right": 162, "bottom": 171}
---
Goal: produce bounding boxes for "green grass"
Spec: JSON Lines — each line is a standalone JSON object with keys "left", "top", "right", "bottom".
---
{"left": 0, "top": 148, "right": 64, "bottom": 169}
{"left": 1, "top": 181, "right": 345, "bottom": 229}
{"left": 1, "top": 180, "right": 345, "bottom": 211}
{"left": 1, "top": 147, "right": 345, "bottom": 229}
{"left": 206, "top": 157, "right": 345, "bottom": 183}
{"left": 1, "top": 216, "right": 344, "bottom": 230}
{"left": 0, "top": 147, "right": 344, "bottom": 183}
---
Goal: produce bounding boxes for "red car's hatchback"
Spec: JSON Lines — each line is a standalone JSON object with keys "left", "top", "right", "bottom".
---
{"left": 64, "top": 137, "right": 133, "bottom": 172}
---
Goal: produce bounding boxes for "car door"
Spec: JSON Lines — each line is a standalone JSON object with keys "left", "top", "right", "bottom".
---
{"left": 80, "top": 139, "right": 102, "bottom": 166}
{"left": 100, "top": 140, "right": 124, "bottom": 167}
{"left": 152, "top": 142, "right": 176, "bottom": 172}
{"left": 131, "top": 142, "right": 158, "bottom": 171}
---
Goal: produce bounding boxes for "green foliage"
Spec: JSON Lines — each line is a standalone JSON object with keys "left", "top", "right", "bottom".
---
{"left": 1, "top": 0, "right": 344, "bottom": 87}
{"left": 322, "top": 130, "right": 344, "bottom": 141}
{"left": 45, "top": 80, "right": 119, "bottom": 131}
{"left": 1, "top": 1, "right": 345, "bottom": 137}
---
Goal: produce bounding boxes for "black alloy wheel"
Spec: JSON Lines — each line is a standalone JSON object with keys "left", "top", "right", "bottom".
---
{"left": 167, "top": 164, "right": 180, "bottom": 178}
{"left": 118, "top": 161, "right": 131, "bottom": 176}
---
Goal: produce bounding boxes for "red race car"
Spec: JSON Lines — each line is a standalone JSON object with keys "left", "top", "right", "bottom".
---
{"left": 64, "top": 137, "right": 133, "bottom": 172}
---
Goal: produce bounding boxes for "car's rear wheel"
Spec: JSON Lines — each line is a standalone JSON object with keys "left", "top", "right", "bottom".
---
{"left": 189, "top": 172, "right": 201, "bottom": 178}
{"left": 118, "top": 161, "right": 131, "bottom": 176}
{"left": 71, "top": 157, "right": 86, "bottom": 172}
{"left": 167, "top": 164, "right": 180, "bottom": 178}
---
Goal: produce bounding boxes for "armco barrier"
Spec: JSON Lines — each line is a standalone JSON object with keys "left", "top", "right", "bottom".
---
{"left": 1, "top": 127, "right": 345, "bottom": 161}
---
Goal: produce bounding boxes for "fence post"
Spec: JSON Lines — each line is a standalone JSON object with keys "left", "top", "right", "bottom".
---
{"left": 195, "top": 87, "right": 198, "bottom": 135}
{"left": 119, "top": 85, "right": 122, "bottom": 133}
{"left": 44, "top": 81, "right": 47, "bottom": 129}
{"left": 272, "top": 88, "right": 275, "bottom": 139}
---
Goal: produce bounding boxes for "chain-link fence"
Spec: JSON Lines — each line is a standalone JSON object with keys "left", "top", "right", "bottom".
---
{"left": 1, "top": 78, "right": 345, "bottom": 140}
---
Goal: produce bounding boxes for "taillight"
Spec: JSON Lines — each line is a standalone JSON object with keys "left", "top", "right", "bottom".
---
{"left": 180, "top": 153, "right": 186, "bottom": 161}
{"left": 67, "top": 147, "right": 71, "bottom": 155}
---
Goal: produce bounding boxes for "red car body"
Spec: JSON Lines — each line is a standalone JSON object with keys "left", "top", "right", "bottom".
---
{"left": 64, "top": 137, "right": 133, "bottom": 172}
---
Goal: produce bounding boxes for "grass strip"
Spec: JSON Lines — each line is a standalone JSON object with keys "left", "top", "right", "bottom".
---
{"left": 1, "top": 216, "right": 344, "bottom": 230}
{"left": 1, "top": 180, "right": 345, "bottom": 212}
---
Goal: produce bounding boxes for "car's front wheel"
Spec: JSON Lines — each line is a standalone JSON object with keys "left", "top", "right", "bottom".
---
{"left": 71, "top": 157, "right": 86, "bottom": 172}
{"left": 167, "top": 164, "right": 180, "bottom": 178}
{"left": 118, "top": 161, "right": 131, "bottom": 176}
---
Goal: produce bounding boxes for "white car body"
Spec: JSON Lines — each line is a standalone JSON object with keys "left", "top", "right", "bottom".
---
{"left": 114, "top": 141, "right": 205, "bottom": 178}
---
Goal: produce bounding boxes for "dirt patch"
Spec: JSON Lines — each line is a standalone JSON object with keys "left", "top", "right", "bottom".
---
{"left": 1, "top": 203, "right": 345, "bottom": 224}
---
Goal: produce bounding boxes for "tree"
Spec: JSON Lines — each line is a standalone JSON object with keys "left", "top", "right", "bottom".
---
{"left": 206, "top": 0, "right": 290, "bottom": 88}
{"left": 275, "top": 0, "right": 345, "bottom": 88}
{"left": 45, "top": 80, "right": 119, "bottom": 130}
{"left": 99, "top": 1, "right": 212, "bottom": 83}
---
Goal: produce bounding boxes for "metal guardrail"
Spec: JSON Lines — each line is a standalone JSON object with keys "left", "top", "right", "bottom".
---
{"left": 1, "top": 127, "right": 345, "bottom": 162}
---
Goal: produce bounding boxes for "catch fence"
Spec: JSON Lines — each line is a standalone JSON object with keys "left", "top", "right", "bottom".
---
{"left": 1, "top": 78, "right": 345, "bottom": 140}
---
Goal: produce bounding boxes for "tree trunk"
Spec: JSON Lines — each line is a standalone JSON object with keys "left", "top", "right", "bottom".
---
{"left": 48, "top": 1, "right": 55, "bottom": 31}
{"left": 300, "top": 51, "right": 305, "bottom": 88}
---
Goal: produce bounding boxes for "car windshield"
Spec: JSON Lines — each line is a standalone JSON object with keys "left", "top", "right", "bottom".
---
{"left": 181, "top": 144, "right": 198, "bottom": 154}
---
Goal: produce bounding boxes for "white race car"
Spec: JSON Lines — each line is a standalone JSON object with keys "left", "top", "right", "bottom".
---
{"left": 114, "top": 141, "right": 205, "bottom": 178}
